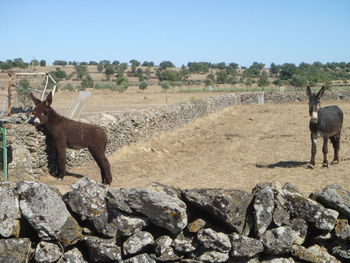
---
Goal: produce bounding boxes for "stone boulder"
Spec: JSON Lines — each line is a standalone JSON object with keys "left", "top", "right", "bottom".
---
{"left": 230, "top": 233, "right": 264, "bottom": 258}
{"left": 121, "top": 253, "right": 156, "bottom": 263}
{"left": 34, "top": 241, "right": 63, "bottom": 263}
{"left": 0, "top": 238, "right": 31, "bottom": 263}
{"left": 311, "top": 184, "right": 350, "bottom": 218}
{"left": 123, "top": 231, "right": 154, "bottom": 256}
{"left": 280, "top": 189, "right": 339, "bottom": 232}
{"left": 84, "top": 236, "right": 122, "bottom": 262}
{"left": 253, "top": 186, "right": 275, "bottom": 236}
{"left": 197, "top": 228, "right": 231, "bottom": 253}
{"left": 17, "top": 181, "right": 82, "bottom": 246}
{"left": 182, "top": 188, "right": 252, "bottom": 233}
{"left": 197, "top": 251, "right": 230, "bottom": 263}
{"left": 125, "top": 183, "right": 187, "bottom": 234}
{"left": 64, "top": 177, "right": 116, "bottom": 237}
{"left": 260, "top": 226, "right": 301, "bottom": 255}
{"left": 62, "top": 248, "right": 88, "bottom": 262}
{"left": 0, "top": 182, "right": 21, "bottom": 238}
{"left": 292, "top": 244, "right": 341, "bottom": 263}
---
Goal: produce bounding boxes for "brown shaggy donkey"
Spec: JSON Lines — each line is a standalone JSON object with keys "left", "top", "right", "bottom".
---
{"left": 30, "top": 92, "right": 112, "bottom": 185}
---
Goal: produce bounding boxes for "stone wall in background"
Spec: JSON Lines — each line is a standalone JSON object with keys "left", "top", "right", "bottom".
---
{"left": 1, "top": 178, "right": 350, "bottom": 262}
{"left": 2, "top": 90, "right": 350, "bottom": 180}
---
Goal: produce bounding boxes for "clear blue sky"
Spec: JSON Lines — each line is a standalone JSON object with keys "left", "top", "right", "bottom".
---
{"left": 1, "top": 0, "right": 349, "bottom": 67}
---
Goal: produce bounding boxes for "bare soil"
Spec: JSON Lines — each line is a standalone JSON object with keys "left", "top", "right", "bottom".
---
{"left": 39, "top": 100, "right": 350, "bottom": 195}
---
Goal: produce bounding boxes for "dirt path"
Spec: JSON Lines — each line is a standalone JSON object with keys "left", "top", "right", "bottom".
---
{"left": 40, "top": 101, "right": 350, "bottom": 195}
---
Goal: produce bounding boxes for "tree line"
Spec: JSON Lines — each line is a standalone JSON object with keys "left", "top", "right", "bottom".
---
{"left": 1, "top": 58, "right": 350, "bottom": 91}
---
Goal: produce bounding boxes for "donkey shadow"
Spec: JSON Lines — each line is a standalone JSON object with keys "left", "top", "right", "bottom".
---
{"left": 256, "top": 161, "right": 308, "bottom": 169}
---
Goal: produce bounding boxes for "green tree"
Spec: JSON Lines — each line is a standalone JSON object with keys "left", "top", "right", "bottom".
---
{"left": 81, "top": 75, "right": 94, "bottom": 90}
{"left": 50, "top": 70, "right": 67, "bottom": 81}
{"left": 157, "top": 69, "right": 182, "bottom": 81}
{"left": 161, "top": 81, "right": 170, "bottom": 92}
{"left": 129, "top": 59, "right": 141, "bottom": 67}
{"left": 53, "top": 60, "right": 68, "bottom": 66}
{"left": 216, "top": 70, "right": 228, "bottom": 84}
{"left": 290, "top": 74, "right": 307, "bottom": 87}
{"left": 40, "top": 60, "right": 46, "bottom": 67}
{"left": 159, "top": 61, "right": 175, "bottom": 70}
{"left": 279, "top": 63, "right": 297, "bottom": 80}
{"left": 31, "top": 59, "right": 39, "bottom": 66}
{"left": 97, "top": 64, "right": 104, "bottom": 73}
{"left": 104, "top": 65, "right": 115, "bottom": 80}
{"left": 16, "top": 79, "right": 32, "bottom": 107}
{"left": 258, "top": 71, "right": 270, "bottom": 87}
{"left": 75, "top": 65, "right": 88, "bottom": 80}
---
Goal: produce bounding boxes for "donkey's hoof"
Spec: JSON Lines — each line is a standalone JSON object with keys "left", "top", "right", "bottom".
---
{"left": 331, "top": 160, "right": 339, "bottom": 165}
{"left": 322, "top": 163, "right": 329, "bottom": 168}
{"left": 306, "top": 163, "right": 315, "bottom": 169}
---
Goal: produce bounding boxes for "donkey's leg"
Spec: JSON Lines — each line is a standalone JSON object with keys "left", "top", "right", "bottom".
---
{"left": 309, "top": 133, "right": 317, "bottom": 168}
{"left": 55, "top": 140, "right": 67, "bottom": 179}
{"left": 88, "top": 146, "right": 112, "bottom": 185}
{"left": 330, "top": 134, "right": 340, "bottom": 164}
{"left": 322, "top": 137, "right": 329, "bottom": 167}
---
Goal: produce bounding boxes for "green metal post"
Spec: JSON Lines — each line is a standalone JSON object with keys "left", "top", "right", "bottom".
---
{"left": 1, "top": 128, "right": 7, "bottom": 181}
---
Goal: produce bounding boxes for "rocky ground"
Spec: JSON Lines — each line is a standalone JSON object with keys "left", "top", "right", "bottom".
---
{"left": 1, "top": 178, "right": 350, "bottom": 262}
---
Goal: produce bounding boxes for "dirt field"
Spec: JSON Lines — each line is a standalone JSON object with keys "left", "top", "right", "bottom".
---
{"left": 39, "top": 99, "right": 350, "bottom": 195}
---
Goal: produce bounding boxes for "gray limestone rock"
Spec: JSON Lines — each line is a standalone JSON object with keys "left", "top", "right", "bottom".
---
{"left": 197, "top": 228, "right": 231, "bottom": 253}
{"left": 84, "top": 236, "right": 122, "bottom": 262}
{"left": 121, "top": 253, "right": 156, "bottom": 263}
{"left": 114, "top": 213, "right": 149, "bottom": 237}
{"left": 107, "top": 188, "right": 134, "bottom": 214}
{"left": 34, "top": 241, "right": 63, "bottom": 263}
{"left": 154, "top": 235, "right": 173, "bottom": 255}
{"left": 260, "top": 226, "right": 301, "bottom": 255}
{"left": 253, "top": 186, "right": 275, "bottom": 236}
{"left": 331, "top": 242, "right": 350, "bottom": 260}
{"left": 0, "top": 238, "right": 31, "bottom": 263}
{"left": 183, "top": 188, "right": 252, "bottom": 233}
{"left": 292, "top": 244, "right": 341, "bottom": 263}
{"left": 17, "top": 181, "right": 82, "bottom": 246}
{"left": 198, "top": 251, "right": 230, "bottom": 263}
{"left": 280, "top": 189, "right": 339, "bottom": 232}
{"left": 311, "top": 184, "right": 350, "bottom": 218}
{"left": 65, "top": 177, "right": 120, "bottom": 237}
{"left": 172, "top": 232, "right": 196, "bottom": 254}
{"left": 123, "top": 231, "right": 154, "bottom": 256}
{"left": 62, "top": 248, "right": 88, "bottom": 263}
{"left": 126, "top": 183, "right": 187, "bottom": 234}
{"left": 334, "top": 218, "right": 350, "bottom": 240}
{"left": 230, "top": 233, "right": 264, "bottom": 258}
{"left": 260, "top": 257, "right": 295, "bottom": 263}
{"left": 0, "top": 182, "right": 21, "bottom": 238}
{"left": 273, "top": 194, "right": 290, "bottom": 227}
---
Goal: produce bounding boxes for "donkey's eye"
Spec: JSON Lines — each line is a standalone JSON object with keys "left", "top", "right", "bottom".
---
{"left": 41, "top": 112, "right": 46, "bottom": 116}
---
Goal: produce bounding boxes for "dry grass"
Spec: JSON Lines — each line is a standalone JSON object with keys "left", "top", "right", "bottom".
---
{"left": 39, "top": 100, "right": 350, "bottom": 195}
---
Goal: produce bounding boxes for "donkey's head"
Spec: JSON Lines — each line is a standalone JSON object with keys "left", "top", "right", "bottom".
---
{"left": 306, "top": 86, "right": 325, "bottom": 123}
{"left": 30, "top": 92, "right": 53, "bottom": 124}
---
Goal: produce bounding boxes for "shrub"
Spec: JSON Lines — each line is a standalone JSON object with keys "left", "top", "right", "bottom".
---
{"left": 62, "top": 83, "right": 74, "bottom": 91}
{"left": 139, "top": 81, "right": 148, "bottom": 91}
{"left": 161, "top": 81, "right": 170, "bottom": 92}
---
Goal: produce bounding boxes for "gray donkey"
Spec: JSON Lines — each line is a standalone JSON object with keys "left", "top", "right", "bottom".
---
{"left": 306, "top": 86, "right": 343, "bottom": 168}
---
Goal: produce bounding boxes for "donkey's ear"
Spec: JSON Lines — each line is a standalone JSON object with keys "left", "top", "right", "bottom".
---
{"left": 45, "top": 92, "right": 53, "bottom": 107}
{"left": 317, "top": 86, "right": 325, "bottom": 99}
{"left": 306, "top": 86, "right": 312, "bottom": 97}
{"left": 30, "top": 93, "right": 41, "bottom": 105}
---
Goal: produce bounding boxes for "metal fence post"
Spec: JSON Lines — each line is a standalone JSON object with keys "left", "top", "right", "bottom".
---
{"left": 1, "top": 127, "right": 7, "bottom": 181}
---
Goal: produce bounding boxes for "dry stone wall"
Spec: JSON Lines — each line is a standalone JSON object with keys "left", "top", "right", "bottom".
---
{"left": 1, "top": 179, "right": 350, "bottom": 262}
{"left": 1, "top": 90, "right": 350, "bottom": 180}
